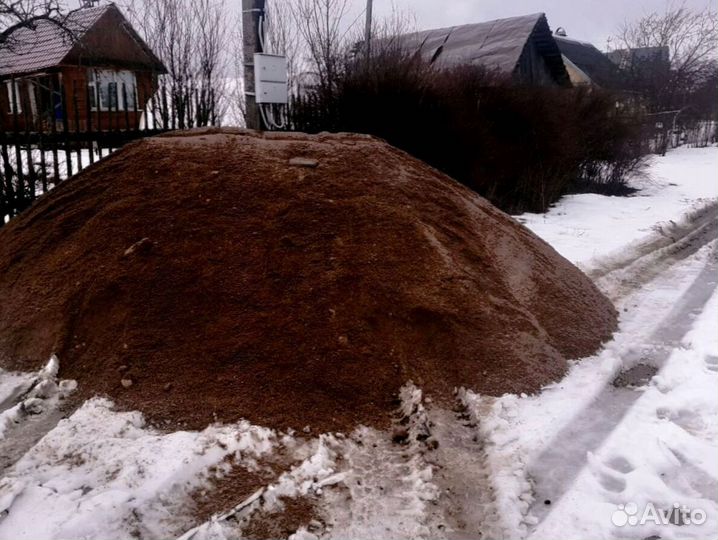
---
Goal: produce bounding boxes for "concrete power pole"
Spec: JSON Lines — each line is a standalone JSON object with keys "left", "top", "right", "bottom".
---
{"left": 364, "top": 0, "right": 373, "bottom": 62}
{"left": 242, "top": 0, "right": 266, "bottom": 130}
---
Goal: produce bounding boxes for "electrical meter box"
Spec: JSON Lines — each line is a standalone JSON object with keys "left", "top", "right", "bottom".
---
{"left": 254, "top": 53, "right": 288, "bottom": 104}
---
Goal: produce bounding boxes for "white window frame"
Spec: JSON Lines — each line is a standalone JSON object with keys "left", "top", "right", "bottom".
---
{"left": 6, "top": 81, "right": 22, "bottom": 114}
{"left": 87, "top": 69, "right": 138, "bottom": 112}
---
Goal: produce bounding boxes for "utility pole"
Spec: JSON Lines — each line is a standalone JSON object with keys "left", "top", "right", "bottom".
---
{"left": 364, "top": 0, "right": 373, "bottom": 62}
{"left": 242, "top": 0, "right": 265, "bottom": 130}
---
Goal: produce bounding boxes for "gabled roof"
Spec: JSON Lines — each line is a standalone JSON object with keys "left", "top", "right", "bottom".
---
{"left": 555, "top": 35, "right": 620, "bottom": 88}
{"left": 392, "top": 13, "right": 570, "bottom": 86}
{"left": 0, "top": 3, "right": 165, "bottom": 77}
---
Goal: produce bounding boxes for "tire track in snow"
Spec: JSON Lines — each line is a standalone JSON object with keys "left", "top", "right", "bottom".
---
{"left": 526, "top": 227, "right": 718, "bottom": 529}
{"left": 425, "top": 403, "right": 499, "bottom": 540}
{"left": 589, "top": 200, "right": 718, "bottom": 303}
{"left": 322, "top": 390, "right": 501, "bottom": 540}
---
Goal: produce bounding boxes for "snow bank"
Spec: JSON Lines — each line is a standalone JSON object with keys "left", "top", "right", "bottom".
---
{"left": 517, "top": 146, "right": 718, "bottom": 267}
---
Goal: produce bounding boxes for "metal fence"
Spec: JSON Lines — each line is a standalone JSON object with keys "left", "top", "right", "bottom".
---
{"left": 639, "top": 111, "right": 717, "bottom": 156}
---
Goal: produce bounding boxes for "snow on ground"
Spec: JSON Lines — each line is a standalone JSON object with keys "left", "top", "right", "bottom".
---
{"left": 518, "top": 146, "right": 718, "bottom": 268}
{"left": 0, "top": 397, "right": 281, "bottom": 540}
{"left": 466, "top": 238, "right": 718, "bottom": 540}
{"left": 0, "top": 146, "right": 716, "bottom": 539}
{"left": 475, "top": 145, "right": 718, "bottom": 539}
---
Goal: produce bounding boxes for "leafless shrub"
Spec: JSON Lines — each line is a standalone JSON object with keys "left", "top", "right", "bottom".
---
{"left": 293, "top": 50, "right": 647, "bottom": 213}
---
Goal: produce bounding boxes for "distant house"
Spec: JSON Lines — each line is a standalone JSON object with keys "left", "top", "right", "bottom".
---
{"left": 0, "top": 3, "right": 166, "bottom": 132}
{"left": 392, "top": 13, "right": 571, "bottom": 87}
{"left": 553, "top": 30, "right": 620, "bottom": 88}
{"left": 606, "top": 46, "right": 670, "bottom": 72}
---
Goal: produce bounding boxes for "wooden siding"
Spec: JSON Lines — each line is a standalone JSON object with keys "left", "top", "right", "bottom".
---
{"left": 0, "top": 67, "right": 158, "bottom": 132}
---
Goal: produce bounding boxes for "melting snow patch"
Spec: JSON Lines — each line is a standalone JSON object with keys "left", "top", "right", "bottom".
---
{"left": 0, "top": 356, "right": 75, "bottom": 441}
{"left": 0, "top": 398, "right": 277, "bottom": 540}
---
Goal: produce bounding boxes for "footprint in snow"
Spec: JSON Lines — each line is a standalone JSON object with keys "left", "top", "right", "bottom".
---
{"left": 587, "top": 453, "right": 628, "bottom": 494}
{"left": 656, "top": 407, "right": 705, "bottom": 435}
{"left": 605, "top": 456, "right": 634, "bottom": 475}
{"left": 705, "top": 355, "right": 718, "bottom": 373}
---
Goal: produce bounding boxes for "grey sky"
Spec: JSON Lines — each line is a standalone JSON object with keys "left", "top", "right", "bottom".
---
{"left": 345, "top": 0, "right": 716, "bottom": 51}
{"left": 92, "top": 0, "right": 716, "bottom": 54}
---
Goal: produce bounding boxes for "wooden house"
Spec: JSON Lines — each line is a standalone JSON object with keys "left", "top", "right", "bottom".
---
{"left": 0, "top": 3, "right": 166, "bottom": 132}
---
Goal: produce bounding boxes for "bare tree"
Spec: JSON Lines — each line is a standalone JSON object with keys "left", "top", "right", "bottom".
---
{"left": 291, "top": 0, "right": 351, "bottom": 97}
{"left": 614, "top": 3, "right": 718, "bottom": 112}
{"left": 265, "top": 0, "right": 301, "bottom": 91}
{"left": 193, "top": 0, "right": 228, "bottom": 126}
{"left": 228, "top": 20, "right": 246, "bottom": 126}
{"left": 120, "top": 0, "right": 227, "bottom": 128}
{"left": 0, "top": 1, "right": 80, "bottom": 47}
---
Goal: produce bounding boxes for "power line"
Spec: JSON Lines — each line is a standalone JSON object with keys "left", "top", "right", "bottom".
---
{"left": 339, "top": 7, "right": 366, "bottom": 43}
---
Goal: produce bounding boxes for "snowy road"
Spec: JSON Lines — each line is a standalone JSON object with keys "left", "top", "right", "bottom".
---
{"left": 530, "top": 201, "right": 717, "bottom": 517}
{"left": 527, "top": 230, "right": 718, "bottom": 539}
{"left": 0, "top": 147, "right": 716, "bottom": 539}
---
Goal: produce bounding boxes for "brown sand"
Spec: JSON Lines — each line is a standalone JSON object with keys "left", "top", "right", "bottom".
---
{"left": 0, "top": 129, "right": 617, "bottom": 432}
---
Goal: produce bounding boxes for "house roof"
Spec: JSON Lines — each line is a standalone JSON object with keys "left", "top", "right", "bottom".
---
{"left": 0, "top": 4, "right": 165, "bottom": 77}
{"left": 555, "top": 35, "right": 619, "bottom": 87}
{"left": 606, "top": 46, "right": 670, "bottom": 69}
{"left": 562, "top": 54, "right": 592, "bottom": 85}
{"left": 392, "top": 13, "right": 570, "bottom": 86}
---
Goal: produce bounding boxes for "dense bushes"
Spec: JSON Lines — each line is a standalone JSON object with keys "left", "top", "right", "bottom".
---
{"left": 291, "top": 53, "right": 646, "bottom": 214}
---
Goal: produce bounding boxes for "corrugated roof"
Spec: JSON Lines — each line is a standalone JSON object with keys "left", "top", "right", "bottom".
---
{"left": 393, "top": 13, "right": 569, "bottom": 86}
{"left": 0, "top": 5, "right": 109, "bottom": 76}
{"left": 397, "top": 13, "right": 543, "bottom": 72}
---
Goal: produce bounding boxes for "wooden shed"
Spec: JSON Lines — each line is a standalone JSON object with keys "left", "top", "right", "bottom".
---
{"left": 0, "top": 3, "right": 167, "bottom": 132}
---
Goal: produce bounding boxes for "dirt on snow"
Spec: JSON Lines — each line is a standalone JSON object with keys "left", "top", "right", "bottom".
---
{"left": 0, "top": 129, "right": 617, "bottom": 432}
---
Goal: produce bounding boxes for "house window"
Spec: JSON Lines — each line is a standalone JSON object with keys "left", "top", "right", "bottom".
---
{"left": 87, "top": 69, "right": 137, "bottom": 111}
{"left": 6, "top": 81, "right": 22, "bottom": 113}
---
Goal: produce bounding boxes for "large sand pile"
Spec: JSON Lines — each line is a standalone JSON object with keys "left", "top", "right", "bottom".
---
{"left": 0, "top": 129, "right": 616, "bottom": 431}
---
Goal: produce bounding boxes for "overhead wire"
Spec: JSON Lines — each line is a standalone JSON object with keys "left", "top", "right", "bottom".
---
{"left": 339, "top": 7, "right": 367, "bottom": 44}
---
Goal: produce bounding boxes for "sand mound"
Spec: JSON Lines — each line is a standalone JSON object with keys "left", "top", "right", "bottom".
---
{"left": 0, "top": 129, "right": 616, "bottom": 431}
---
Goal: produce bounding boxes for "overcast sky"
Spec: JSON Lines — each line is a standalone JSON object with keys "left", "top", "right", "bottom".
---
{"left": 344, "top": 0, "right": 716, "bottom": 51}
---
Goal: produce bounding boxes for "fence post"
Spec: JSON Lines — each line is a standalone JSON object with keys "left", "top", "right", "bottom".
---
{"left": 123, "top": 83, "right": 130, "bottom": 134}
{"left": 0, "top": 111, "right": 17, "bottom": 218}
{"left": 9, "top": 77, "right": 26, "bottom": 210}
{"left": 107, "top": 81, "right": 114, "bottom": 153}
{"left": 95, "top": 76, "right": 103, "bottom": 159}
{"left": 48, "top": 76, "right": 60, "bottom": 183}
{"left": 72, "top": 79, "right": 82, "bottom": 172}
{"left": 59, "top": 75, "right": 73, "bottom": 178}
{"left": 21, "top": 80, "right": 37, "bottom": 202}
{"left": 35, "top": 80, "right": 48, "bottom": 194}
{"left": 86, "top": 80, "right": 95, "bottom": 165}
